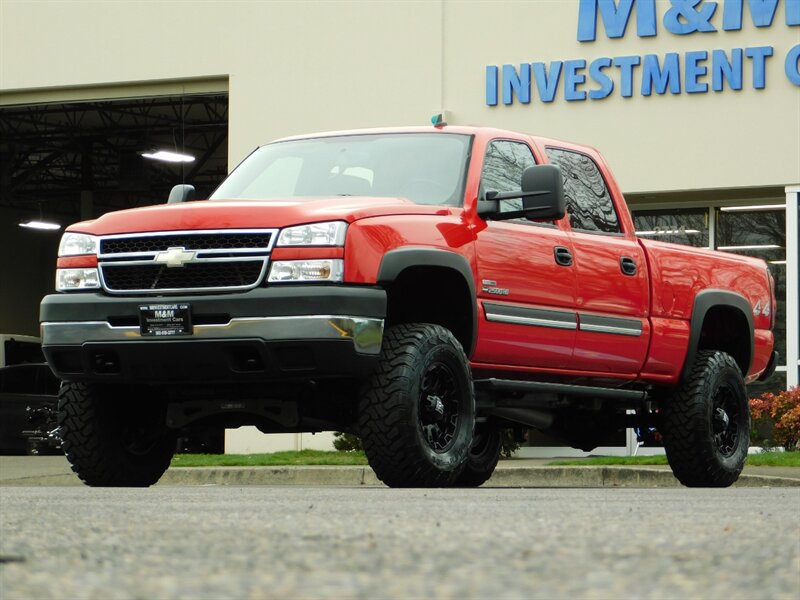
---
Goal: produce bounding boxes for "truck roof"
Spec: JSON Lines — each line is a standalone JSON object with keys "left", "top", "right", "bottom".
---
{"left": 271, "top": 125, "right": 590, "bottom": 153}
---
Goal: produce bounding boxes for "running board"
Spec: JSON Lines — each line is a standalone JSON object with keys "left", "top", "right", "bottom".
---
{"left": 474, "top": 378, "right": 647, "bottom": 401}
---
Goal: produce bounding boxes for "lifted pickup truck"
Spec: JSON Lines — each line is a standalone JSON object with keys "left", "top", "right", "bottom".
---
{"left": 41, "top": 126, "right": 777, "bottom": 488}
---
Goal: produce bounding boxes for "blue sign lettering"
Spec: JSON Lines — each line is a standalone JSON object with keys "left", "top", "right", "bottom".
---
{"left": 578, "top": 0, "right": 657, "bottom": 41}
{"left": 685, "top": 50, "right": 710, "bottom": 92}
{"left": 485, "top": 1, "right": 797, "bottom": 106}
{"left": 723, "top": 0, "right": 783, "bottom": 30}
{"left": 745, "top": 46, "right": 774, "bottom": 88}
{"left": 589, "top": 57, "right": 616, "bottom": 98}
{"left": 532, "top": 62, "right": 564, "bottom": 102}
{"left": 564, "top": 60, "right": 588, "bottom": 100}
{"left": 613, "top": 55, "right": 641, "bottom": 97}
{"left": 579, "top": 0, "right": 798, "bottom": 40}
{"left": 641, "top": 53, "right": 682, "bottom": 95}
{"left": 503, "top": 64, "right": 531, "bottom": 104}
{"left": 785, "top": 43, "right": 800, "bottom": 84}
{"left": 486, "top": 66, "right": 499, "bottom": 106}
{"left": 664, "top": 0, "right": 718, "bottom": 34}
{"left": 711, "top": 48, "right": 744, "bottom": 90}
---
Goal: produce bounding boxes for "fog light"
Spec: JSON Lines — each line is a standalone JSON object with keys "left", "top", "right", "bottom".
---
{"left": 268, "top": 259, "right": 343, "bottom": 283}
{"left": 56, "top": 268, "right": 101, "bottom": 291}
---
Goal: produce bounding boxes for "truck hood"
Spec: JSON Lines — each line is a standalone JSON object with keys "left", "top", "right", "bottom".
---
{"left": 69, "top": 197, "right": 454, "bottom": 236}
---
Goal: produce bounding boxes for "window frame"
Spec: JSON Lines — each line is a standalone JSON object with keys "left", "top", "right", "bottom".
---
{"left": 479, "top": 138, "right": 558, "bottom": 229}
{"left": 544, "top": 145, "right": 624, "bottom": 237}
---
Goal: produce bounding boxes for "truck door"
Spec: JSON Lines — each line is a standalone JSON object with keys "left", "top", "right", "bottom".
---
{"left": 472, "top": 139, "right": 579, "bottom": 370}
{"left": 544, "top": 147, "right": 650, "bottom": 375}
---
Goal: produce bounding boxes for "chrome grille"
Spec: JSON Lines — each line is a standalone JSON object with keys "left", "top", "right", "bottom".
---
{"left": 100, "top": 232, "right": 274, "bottom": 255}
{"left": 102, "top": 261, "right": 265, "bottom": 291}
{"left": 98, "top": 229, "right": 277, "bottom": 294}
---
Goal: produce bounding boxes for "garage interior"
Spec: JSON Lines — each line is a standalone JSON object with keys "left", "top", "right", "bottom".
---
{"left": 0, "top": 93, "right": 229, "bottom": 335}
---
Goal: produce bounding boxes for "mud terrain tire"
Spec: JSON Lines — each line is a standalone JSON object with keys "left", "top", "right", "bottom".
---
{"left": 58, "top": 382, "right": 175, "bottom": 487}
{"left": 661, "top": 351, "right": 750, "bottom": 487}
{"left": 453, "top": 425, "right": 502, "bottom": 487}
{"left": 358, "top": 323, "right": 475, "bottom": 487}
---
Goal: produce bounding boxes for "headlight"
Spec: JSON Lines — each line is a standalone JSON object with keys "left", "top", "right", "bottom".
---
{"left": 56, "top": 268, "right": 101, "bottom": 291}
{"left": 59, "top": 232, "right": 99, "bottom": 256}
{"left": 268, "top": 259, "right": 343, "bottom": 283}
{"left": 277, "top": 222, "right": 347, "bottom": 246}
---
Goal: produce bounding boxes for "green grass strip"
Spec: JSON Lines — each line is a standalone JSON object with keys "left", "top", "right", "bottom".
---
{"left": 171, "top": 449, "right": 368, "bottom": 467}
{"left": 547, "top": 451, "right": 800, "bottom": 468}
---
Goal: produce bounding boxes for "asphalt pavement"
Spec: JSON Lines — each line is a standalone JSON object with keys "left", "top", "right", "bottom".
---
{"left": 2, "top": 455, "right": 799, "bottom": 487}
{"left": 1, "top": 486, "right": 798, "bottom": 599}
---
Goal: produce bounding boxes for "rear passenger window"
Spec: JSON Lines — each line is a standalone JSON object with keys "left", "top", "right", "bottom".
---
{"left": 545, "top": 148, "right": 620, "bottom": 234}
{"left": 481, "top": 140, "right": 536, "bottom": 214}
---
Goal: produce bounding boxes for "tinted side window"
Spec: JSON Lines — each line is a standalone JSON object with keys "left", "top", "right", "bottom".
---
{"left": 545, "top": 148, "right": 620, "bottom": 234}
{"left": 481, "top": 140, "right": 536, "bottom": 213}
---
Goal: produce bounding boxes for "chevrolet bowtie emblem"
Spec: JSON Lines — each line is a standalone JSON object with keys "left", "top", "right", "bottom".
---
{"left": 154, "top": 246, "right": 196, "bottom": 268}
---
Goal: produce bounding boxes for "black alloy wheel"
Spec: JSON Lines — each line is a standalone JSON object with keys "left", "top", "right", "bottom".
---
{"left": 419, "top": 362, "right": 461, "bottom": 453}
{"left": 660, "top": 350, "right": 750, "bottom": 487}
{"left": 358, "top": 323, "right": 475, "bottom": 487}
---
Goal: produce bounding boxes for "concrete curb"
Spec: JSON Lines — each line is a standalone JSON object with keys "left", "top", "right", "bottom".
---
{"left": 156, "top": 466, "right": 800, "bottom": 488}
{"left": 3, "top": 464, "right": 798, "bottom": 488}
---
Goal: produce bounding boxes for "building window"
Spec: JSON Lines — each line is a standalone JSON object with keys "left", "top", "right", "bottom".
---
{"left": 717, "top": 206, "right": 787, "bottom": 389}
{"left": 631, "top": 202, "right": 789, "bottom": 397}
{"left": 633, "top": 207, "right": 709, "bottom": 247}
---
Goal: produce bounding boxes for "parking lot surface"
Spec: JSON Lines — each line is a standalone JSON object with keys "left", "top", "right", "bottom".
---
{"left": 1, "top": 486, "right": 798, "bottom": 599}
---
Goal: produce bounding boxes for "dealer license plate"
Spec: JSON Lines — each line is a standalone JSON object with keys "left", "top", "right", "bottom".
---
{"left": 139, "top": 303, "right": 192, "bottom": 337}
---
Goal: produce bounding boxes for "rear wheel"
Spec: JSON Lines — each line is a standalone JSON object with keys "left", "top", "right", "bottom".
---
{"left": 453, "top": 425, "right": 501, "bottom": 487}
{"left": 58, "top": 382, "right": 175, "bottom": 487}
{"left": 660, "top": 351, "right": 749, "bottom": 487}
{"left": 358, "top": 323, "right": 475, "bottom": 487}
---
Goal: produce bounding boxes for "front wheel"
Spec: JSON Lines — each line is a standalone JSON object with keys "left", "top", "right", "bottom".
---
{"left": 58, "top": 383, "right": 175, "bottom": 487}
{"left": 660, "top": 351, "right": 750, "bottom": 487}
{"left": 358, "top": 323, "right": 475, "bottom": 487}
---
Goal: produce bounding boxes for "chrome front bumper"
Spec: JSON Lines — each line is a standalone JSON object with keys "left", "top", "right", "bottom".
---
{"left": 42, "top": 315, "right": 384, "bottom": 355}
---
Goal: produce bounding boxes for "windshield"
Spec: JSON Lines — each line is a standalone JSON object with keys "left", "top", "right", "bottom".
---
{"left": 210, "top": 133, "right": 471, "bottom": 206}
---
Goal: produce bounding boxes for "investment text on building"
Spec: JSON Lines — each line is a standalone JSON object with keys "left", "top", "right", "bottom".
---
{"left": 486, "top": 0, "right": 800, "bottom": 105}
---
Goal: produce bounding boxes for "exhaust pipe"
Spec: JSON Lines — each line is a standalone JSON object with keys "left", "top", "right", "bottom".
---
{"left": 491, "top": 407, "right": 554, "bottom": 429}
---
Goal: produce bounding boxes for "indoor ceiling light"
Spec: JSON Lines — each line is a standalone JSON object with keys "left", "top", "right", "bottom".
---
{"left": 720, "top": 204, "right": 786, "bottom": 212}
{"left": 140, "top": 150, "right": 195, "bottom": 163}
{"left": 636, "top": 229, "right": 701, "bottom": 236}
{"left": 717, "top": 244, "right": 782, "bottom": 251}
{"left": 19, "top": 220, "right": 61, "bottom": 231}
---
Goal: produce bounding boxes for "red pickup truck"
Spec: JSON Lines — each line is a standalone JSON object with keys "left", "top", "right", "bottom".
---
{"left": 40, "top": 126, "right": 777, "bottom": 488}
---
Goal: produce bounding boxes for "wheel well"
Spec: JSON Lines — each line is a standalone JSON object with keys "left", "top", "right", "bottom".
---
{"left": 384, "top": 267, "right": 474, "bottom": 354}
{"left": 697, "top": 305, "right": 751, "bottom": 375}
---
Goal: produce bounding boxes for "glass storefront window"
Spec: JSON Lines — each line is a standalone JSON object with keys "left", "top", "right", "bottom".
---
{"left": 631, "top": 203, "right": 788, "bottom": 397}
{"left": 633, "top": 207, "right": 709, "bottom": 247}
{"left": 717, "top": 208, "right": 787, "bottom": 368}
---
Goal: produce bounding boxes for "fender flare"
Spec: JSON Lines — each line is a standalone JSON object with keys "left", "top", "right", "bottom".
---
{"left": 681, "top": 289, "right": 754, "bottom": 381}
{"left": 377, "top": 247, "right": 477, "bottom": 356}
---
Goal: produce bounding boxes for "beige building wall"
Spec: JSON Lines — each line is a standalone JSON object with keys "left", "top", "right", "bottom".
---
{"left": 2, "top": 1, "right": 798, "bottom": 193}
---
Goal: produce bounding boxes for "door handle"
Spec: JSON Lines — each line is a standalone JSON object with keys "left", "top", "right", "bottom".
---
{"left": 554, "top": 246, "right": 573, "bottom": 267}
{"left": 620, "top": 256, "right": 637, "bottom": 276}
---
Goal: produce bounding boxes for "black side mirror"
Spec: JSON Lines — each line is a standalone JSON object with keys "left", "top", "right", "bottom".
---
{"left": 520, "top": 164, "right": 565, "bottom": 218}
{"left": 479, "top": 164, "right": 565, "bottom": 221}
{"left": 168, "top": 184, "right": 195, "bottom": 204}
